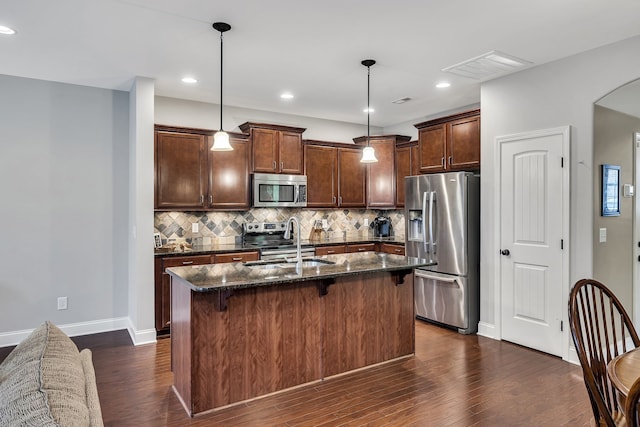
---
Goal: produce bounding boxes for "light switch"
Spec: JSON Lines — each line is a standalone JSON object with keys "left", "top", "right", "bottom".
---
{"left": 599, "top": 228, "right": 607, "bottom": 243}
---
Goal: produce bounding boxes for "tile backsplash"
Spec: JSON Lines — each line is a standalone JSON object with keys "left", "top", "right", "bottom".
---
{"left": 154, "top": 208, "right": 405, "bottom": 245}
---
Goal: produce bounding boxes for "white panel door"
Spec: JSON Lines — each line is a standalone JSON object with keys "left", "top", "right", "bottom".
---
{"left": 499, "top": 128, "right": 568, "bottom": 356}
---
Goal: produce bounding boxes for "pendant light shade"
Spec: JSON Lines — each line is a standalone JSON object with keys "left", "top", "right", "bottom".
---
{"left": 360, "top": 59, "right": 378, "bottom": 163}
{"left": 211, "top": 22, "right": 233, "bottom": 151}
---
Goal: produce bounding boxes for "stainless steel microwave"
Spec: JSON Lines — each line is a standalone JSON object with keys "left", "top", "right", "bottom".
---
{"left": 252, "top": 173, "right": 307, "bottom": 208}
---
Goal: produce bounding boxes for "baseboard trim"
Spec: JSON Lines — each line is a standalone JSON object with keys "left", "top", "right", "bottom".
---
{"left": 126, "top": 318, "right": 157, "bottom": 346}
{"left": 477, "top": 321, "right": 497, "bottom": 339}
{"left": 0, "top": 317, "right": 131, "bottom": 348}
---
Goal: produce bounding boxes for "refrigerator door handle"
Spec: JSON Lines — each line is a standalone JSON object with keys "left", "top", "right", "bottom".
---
{"left": 415, "top": 269, "right": 458, "bottom": 284}
{"left": 428, "top": 191, "right": 435, "bottom": 257}
{"left": 422, "top": 192, "right": 428, "bottom": 253}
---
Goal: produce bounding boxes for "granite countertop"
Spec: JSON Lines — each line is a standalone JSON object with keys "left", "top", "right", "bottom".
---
{"left": 166, "top": 251, "right": 432, "bottom": 292}
{"left": 155, "top": 235, "right": 405, "bottom": 257}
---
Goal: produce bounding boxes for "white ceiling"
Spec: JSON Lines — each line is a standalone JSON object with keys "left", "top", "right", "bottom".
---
{"left": 3, "top": 0, "right": 640, "bottom": 127}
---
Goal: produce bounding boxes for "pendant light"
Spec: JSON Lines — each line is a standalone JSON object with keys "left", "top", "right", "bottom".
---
{"left": 211, "top": 22, "right": 233, "bottom": 151}
{"left": 360, "top": 59, "right": 378, "bottom": 163}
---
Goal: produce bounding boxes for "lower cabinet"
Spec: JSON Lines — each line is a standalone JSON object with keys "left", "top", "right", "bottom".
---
{"left": 346, "top": 243, "right": 377, "bottom": 253}
{"left": 315, "top": 245, "right": 347, "bottom": 256}
{"left": 378, "top": 243, "right": 405, "bottom": 255}
{"left": 155, "top": 251, "right": 259, "bottom": 336}
{"left": 155, "top": 254, "right": 213, "bottom": 335}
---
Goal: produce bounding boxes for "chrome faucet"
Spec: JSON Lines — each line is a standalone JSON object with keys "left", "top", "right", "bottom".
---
{"left": 283, "top": 216, "right": 302, "bottom": 264}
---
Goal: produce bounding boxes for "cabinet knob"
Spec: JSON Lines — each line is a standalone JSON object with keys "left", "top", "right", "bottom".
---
{"left": 232, "top": 257, "right": 242, "bottom": 261}
{"left": 327, "top": 250, "right": 335, "bottom": 254}
{"left": 280, "top": 161, "right": 284, "bottom": 171}
{"left": 182, "top": 261, "right": 194, "bottom": 265}
{"left": 448, "top": 156, "right": 452, "bottom": 165}
{"left": 273, "top": 161, "right": 277, "bottom": 170}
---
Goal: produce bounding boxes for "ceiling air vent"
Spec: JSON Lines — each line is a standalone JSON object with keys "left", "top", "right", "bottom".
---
{"left": 392, "top": 97, "right": 412, "bottom": 104}
{"left": 442, "top": 50, "right": 532, "bottom": 80}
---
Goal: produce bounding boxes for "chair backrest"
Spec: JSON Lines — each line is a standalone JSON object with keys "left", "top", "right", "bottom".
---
{"left": 626, "top": 377, "right": 640, "bottom": 427}
{"left": 569, "top": 278, "right": 640, "bottom": 426}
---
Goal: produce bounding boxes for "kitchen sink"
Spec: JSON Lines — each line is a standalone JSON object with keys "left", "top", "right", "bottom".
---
{"left": 244, "top": 258, "right": 335, "bottom": 269}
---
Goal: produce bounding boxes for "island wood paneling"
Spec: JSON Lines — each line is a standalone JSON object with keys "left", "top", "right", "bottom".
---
{"left": 173, "top": 279, "right": 324, "bottom": 414}
{"left": 171, "top": 271, "right": 413, "bottom": 415}
{"left": 323, "top": 272, "right": 414, "bottom": 377}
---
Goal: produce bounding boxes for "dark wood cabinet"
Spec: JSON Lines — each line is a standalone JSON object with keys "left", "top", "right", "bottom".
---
{"left": 304, "top": 141, "right": 366, "bottom": 208}
{"left": 346, "top": 243, "right": 376, "bottom": 253}
{"left": 354, "top": 135, "right": 410, "bottom": 208}
{"left": 414, "top": 109, "right": 480, "bottom": 173}
{"left": 155, "top": 126, "right": 250, "bottom": 211}
{"left": 315, "top": 245, "right": 346, "bottom": 256}
{"left": 155, "top": 250, "right": 258, "bottom": 336}
{"left": 239, "top": 122, "right": 306, "bottom": 174}
{"left": 395, "top": 140, "right": 418, "bottom": 207}
{"left": 155, "top": 254, "right": 213, "bottom": 335}
{"left": 213, "top": 251, "right": 259, "bottom": 264}
{"left": 378, "top": 243, "right": 405, "bottom": 256}
{"left": 155, "top": 130, "right": 208, "bottom": 210}
{"left": 207, "top": 134, "right": 251, "bottom": 210}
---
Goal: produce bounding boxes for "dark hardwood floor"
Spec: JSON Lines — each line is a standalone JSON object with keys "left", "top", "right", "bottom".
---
{"left": 0, "top": 321, "right": 593, "bottom": 426}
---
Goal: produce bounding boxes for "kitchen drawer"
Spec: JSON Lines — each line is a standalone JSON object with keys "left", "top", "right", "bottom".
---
{"left": 214, "top": 251, "right": 259, "bottom": 264}
{"left": 163, "top": 254, "right": 213, "bottom": 268}
{"left": 315, "top": 245, "right": 346, "bottom": 256}
{"left": 346, "top": 243, "right": 376, "bottom": 253}
{"left": 379, "top": 243, "right": 405, "bottom": 255}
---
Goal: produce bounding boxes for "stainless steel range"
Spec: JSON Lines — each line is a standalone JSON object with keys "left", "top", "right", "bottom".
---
{"left": 242, "top": 222, "right": 314, "bottom": 261}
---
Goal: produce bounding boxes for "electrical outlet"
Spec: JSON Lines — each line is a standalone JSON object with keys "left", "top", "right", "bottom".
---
{"left": 322, "top": 219, "right": 328, "bottom": 228}
{"left": 192, "top": 223, "right": 199, "bottom": 233}
{"left": 57, "top": 296, "right": 68, "bottom": 310}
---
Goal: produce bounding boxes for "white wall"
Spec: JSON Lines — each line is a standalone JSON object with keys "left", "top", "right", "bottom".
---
{"left": 0, "top": 75, "right": 130, "bottom": 344}
{"left": 155, "top": 96, "right": 384, "bottom": 143}
{"left": 479, "top": 35, "right": 640, "bottom": 338}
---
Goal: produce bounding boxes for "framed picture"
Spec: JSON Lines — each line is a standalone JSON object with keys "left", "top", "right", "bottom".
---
{"left": 601, "top": 164, "right": 621, "bottom": 217}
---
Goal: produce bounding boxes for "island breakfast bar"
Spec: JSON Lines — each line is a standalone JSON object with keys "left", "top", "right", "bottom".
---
{"left": 166, "top": 252, "right": 432, "bottom": 416}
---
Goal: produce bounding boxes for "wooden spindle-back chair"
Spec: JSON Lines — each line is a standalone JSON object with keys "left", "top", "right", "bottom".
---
{"left": 569, "top": 278, "right": 640, "bottom": 426}
{"left": 626, "top": 378, "right": 640, "bottom": 427}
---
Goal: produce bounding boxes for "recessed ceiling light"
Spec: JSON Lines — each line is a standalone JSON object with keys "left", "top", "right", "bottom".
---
{"left": 363, "top": 107, "right": 375, "bottom": 113}
{"left": 181, "top": 77, "right": 197, "bottom": 84}
{"left": 0, "top": 25, "right": 16, "bottom": 35}
{"left": 280, "top": 93, "right": 294, "bottom": 99}
{"left": 436, "top": 82, "right": 451, "bottom": 89}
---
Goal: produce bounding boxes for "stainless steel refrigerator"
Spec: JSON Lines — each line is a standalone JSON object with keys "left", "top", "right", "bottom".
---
{"left": 405, "top": 172, "right": 480, "bottom": 334}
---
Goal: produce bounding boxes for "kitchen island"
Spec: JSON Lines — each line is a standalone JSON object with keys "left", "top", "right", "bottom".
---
{"left": 166, "top": 252, "right": 432, "bottom": 416}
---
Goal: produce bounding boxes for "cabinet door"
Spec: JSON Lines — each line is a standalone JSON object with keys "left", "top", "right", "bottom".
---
{"left": 447, "top": 115, "right": 480, "bottom": 170}
{"left": 418, "top": 124, "right": 447, "bottom": 173}
{"left": 337, "top": 148, "right": 366, "bottom": 207}
{"left": 395, "top": 145, "right": 412, "bottom": 207}
{"left": 155, "top": 131, "right": 208, "bottom": 209}
{"left": 209, "top": 135, "right": 250, "bottom": 210}
{"left": 279, "top": 131, "right": 304, "bottom": 174}
{"left": 305, "top": 145, "right": 337, "bottom": 207}
{"left": 252, "top": 128, "right": 278, "bottom": 173}
{"left": 367, "top": 138, "right": 396, "bottom": 208}
{"left": 214, "top": 251, "right": 259, "bottom": 263}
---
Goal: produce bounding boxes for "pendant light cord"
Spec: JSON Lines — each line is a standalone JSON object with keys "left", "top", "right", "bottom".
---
{"left": 367, "top": 64, "right": 370, "bottom": 147}
{"left": 219, "top": 31, "right": 224, "bottom": 132}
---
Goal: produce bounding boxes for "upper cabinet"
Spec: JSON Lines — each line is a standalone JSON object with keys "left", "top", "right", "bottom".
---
{"left": 353, "top": 135, "right": 411, "bottom": 209}
{"left": 304, "top": 141, "right": 366, "bottom": 208}
{"left": 154, "top": 125, "right": 250, "bottom": 211}
{"left": 414, "top": 109, "right": 480, "bottom": 173}
{"left": 394, "top": 140, "right": 418, "bottom": 207}
{"left": 239, "top": 122, "right": 306, "bottom": 175}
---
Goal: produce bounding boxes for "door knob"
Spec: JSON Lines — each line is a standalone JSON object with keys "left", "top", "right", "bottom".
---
{"left": 501, "top": 249, "right": 510, "bottom": 256}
